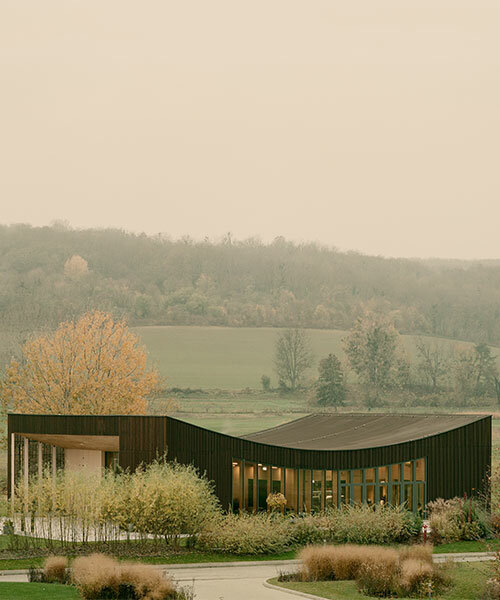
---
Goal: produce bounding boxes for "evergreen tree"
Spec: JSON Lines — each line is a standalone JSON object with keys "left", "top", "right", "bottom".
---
{"left": 316, "top": 354, "right": 346, "bottom": 407}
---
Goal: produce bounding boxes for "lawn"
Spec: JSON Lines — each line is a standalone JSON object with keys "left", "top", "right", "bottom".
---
{"left": 269, "top": 561, "right": 490, "bottom": 599}
{"left": 134, "top": 325, "right": 491, "bottom": 390}
{"left": 0, "top": 545, "right": 297, "bottom": 570}
{"left": 0, "top": 582, "right": 80, "bottom": 599}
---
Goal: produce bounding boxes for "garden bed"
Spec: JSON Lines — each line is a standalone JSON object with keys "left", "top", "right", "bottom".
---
{"left": 269, "top": 562, "right": 489, "bottom": 600}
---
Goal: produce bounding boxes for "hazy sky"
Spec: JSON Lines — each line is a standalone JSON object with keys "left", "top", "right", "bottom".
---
{"left": 1, "top": 1, "right": 499, "bottom": 259}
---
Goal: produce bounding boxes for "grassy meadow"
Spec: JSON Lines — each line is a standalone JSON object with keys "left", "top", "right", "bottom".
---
{"left": 134, "top": 325, "right": 497, "bottom": 390}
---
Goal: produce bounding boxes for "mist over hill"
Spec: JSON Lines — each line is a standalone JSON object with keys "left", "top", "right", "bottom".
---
{"left": 1, "top": 223, "right": 500, "bottom": 364}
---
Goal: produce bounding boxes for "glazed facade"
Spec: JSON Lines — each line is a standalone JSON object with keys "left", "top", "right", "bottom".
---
{"left": 232, "top": 458, "right": 426, "bottom": 513}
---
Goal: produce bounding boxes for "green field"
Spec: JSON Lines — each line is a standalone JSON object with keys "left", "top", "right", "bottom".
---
{"left": 134, "top": 325, "right": 492, "bottom": 390}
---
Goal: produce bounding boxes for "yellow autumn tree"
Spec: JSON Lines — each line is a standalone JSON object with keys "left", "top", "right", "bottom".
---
{"left": 1, "top": 311, "right": 160, "bottom": 414}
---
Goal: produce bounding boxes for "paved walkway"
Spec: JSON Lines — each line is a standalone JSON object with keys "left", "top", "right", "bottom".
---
{"left": 0, "top": 553, "right": 495, "bottom": 600}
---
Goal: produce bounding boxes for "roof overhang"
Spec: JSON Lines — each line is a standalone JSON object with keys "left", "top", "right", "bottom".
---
{"left": 20, "top": 433, "right": 119, "bottom": 452}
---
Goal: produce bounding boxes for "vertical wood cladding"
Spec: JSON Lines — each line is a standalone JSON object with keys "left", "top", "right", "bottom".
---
{"left": 8, "top": 414, "right": 491, "bottom": 510}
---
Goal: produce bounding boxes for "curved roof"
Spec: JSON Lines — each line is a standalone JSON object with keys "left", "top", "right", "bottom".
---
{"left": 243, "top": 413, "right": 488, "bottom": 450}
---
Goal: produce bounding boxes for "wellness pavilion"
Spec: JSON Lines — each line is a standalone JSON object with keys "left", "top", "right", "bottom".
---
{"left": 8, "top": 413, "right": 491, "bottom": 514}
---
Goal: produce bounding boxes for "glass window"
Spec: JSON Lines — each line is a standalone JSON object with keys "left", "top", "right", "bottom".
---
{"left": 416, "top": 483, "right": 425, "bottom": 515}
{"left": 301, "top": 470, "right": 312, "bottom": 512}
{"left": 258, "top": 465, "right": 270, "bottom": 510}
{"left": 392, "top": 483, "right": 401, "bottom": 505}
{"left": 272, "top": 466, "right": 282, "bottom": 494}
{"left": 378, "top": 466, "right": 389, "bottom": 483}
{"left": 366, "top": 485, "right": 375, "bottom": 506}
{"left": 233, "top": 458, "right": 425, "bottom": 515}
{"left": 325, "top": 471, "right": 337, "bottom": 509}
{"left": 391, "top": 464, "right": 401, "bottom": 482}
{"left": 285, "top": 468, "right": 297, "bottom": 512}
{"left": 352, "top": 470, "right": 363, "bottom": 484}
{"left": 312, "top": 470, "right": 324, "bottom": 512}
{"left": 244, "top": 462, "right": 256, "bottom": 512}
{"left": 365, "top": 468, "right": 375, "bottom": 484}
{"left": 415, "top": 459, "right": 425, "bottom": 481}
{"left": 404, "top": 483, "right": 413, "bottom": 511}
{"left": 232, "top": 460, "right": 242, "bottom": 512}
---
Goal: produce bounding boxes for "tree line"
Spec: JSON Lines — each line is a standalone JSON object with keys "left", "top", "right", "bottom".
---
{"left": 273, "top": 316, "right": 500, "bottom": 409}
{"left": 2, "top": 223, "right": 500, "bottom": 369}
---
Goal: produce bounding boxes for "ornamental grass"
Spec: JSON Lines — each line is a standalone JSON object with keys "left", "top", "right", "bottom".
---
{"left": 72, "top": 553, "right": 181, "bottom": 600}
{"left": 298, "top": 543, "right": 450, "bottom": 598}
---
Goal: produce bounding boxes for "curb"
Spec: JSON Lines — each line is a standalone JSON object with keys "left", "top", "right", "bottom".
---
{"left": 163, "top": 559, "right": 300, "bottom": 570}
{"left": 263, "top": 581, "right": 324, "bottom": 599}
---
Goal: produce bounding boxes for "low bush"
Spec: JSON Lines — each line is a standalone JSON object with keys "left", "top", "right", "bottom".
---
{"left": 428, "top": 497, "right": 491, "bottom": 544}
{"left": 290, "top": 514, "right": 327, "bottom": 546}
{"left": 397, "top": 559, "right": 450, "bottom": 597}
{"left": 299, "top": 544, "right": 399, "bottom": 582}
{"left": 29, "top": 555, "right": 69, "bottom": 584}
{"left": 298, "top": 543, "right": 449, "bottom": 598}
{"left": 484, "top": 578, "right": 500, "bottom": 600}
{"left": 43, "top": 555, "right": 69, "bottom": 583}
{"left": 356, "top": 559, "right": 399, "bottom": 597}
{"left": 197, "top": 512, "right": 293, "bottom": 555}
{"left": 325, "top": 504, "right": 422, "bottom": 545}
{"left": 71, "top": 553, "right": 191, "bottom": 599}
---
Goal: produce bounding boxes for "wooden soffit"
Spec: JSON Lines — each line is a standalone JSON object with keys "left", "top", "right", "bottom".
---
{"left": 20, "top": 433, "right": 119, "bottom": 452}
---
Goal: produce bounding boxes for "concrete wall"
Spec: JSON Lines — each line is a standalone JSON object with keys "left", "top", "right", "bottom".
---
{"left": 65, "top": 449, "right": 103, "bottom": 473}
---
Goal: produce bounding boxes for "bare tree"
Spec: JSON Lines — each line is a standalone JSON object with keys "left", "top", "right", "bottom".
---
{"left": 415, "top": 339, "right": 449, "bottom": 391}
{"left": 274, "top": 328, "right": 314, "bottom": 390}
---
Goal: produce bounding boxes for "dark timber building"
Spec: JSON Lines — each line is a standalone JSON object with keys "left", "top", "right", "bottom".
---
{"left": 8, "top": 413, "right": 491, "bottom": 514}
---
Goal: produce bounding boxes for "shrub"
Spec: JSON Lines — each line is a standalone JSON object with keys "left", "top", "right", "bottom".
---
{"left": 299, "top": 544, "right": 399, "bottom": 582}
{"left": 397, "top": 559, "right": 450, "bottom": 597}
{"left": 357, "top": 560, "right": 399, "bottom": 597}
{"left": 72, "top": 554, "right": 121, "bottom": 599}
{"left": 290, "top": 514, "right": 327, "bottom": 546}
{"left": 43, "top": 556, "right": 68, "bottom": 583}
{"left": 121, "top": 460, "right": 220, "bottom": 545}
{"left": 484, "top": 579, "right": 500, "bottom": 600}
{"left": 72, "top": 553, "right": 180, "bottom": 600}
{"left": 298, "top": 543, "right": 450, "bottom": 598}
{"left": 197, "top": 512, "right": 293, "bottom": 555}
{"left": 428, "top": 496, "right": 491, "bottom": 544}
{"left": 398, "top": 544, "right": 433, "bottom": 565}
{"left": 14, "top": 457, "right": 220, "bottom": 550}
{"left": 325, "top": 505, "right": 421, "bottom": 545}
{"left": 398, "top": 559, "right": 434, "bottom": 596}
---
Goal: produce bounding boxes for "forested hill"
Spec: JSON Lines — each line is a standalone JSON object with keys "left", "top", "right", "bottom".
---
{"left": 1, "top": 224, "right": 500, "bottom": 346}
